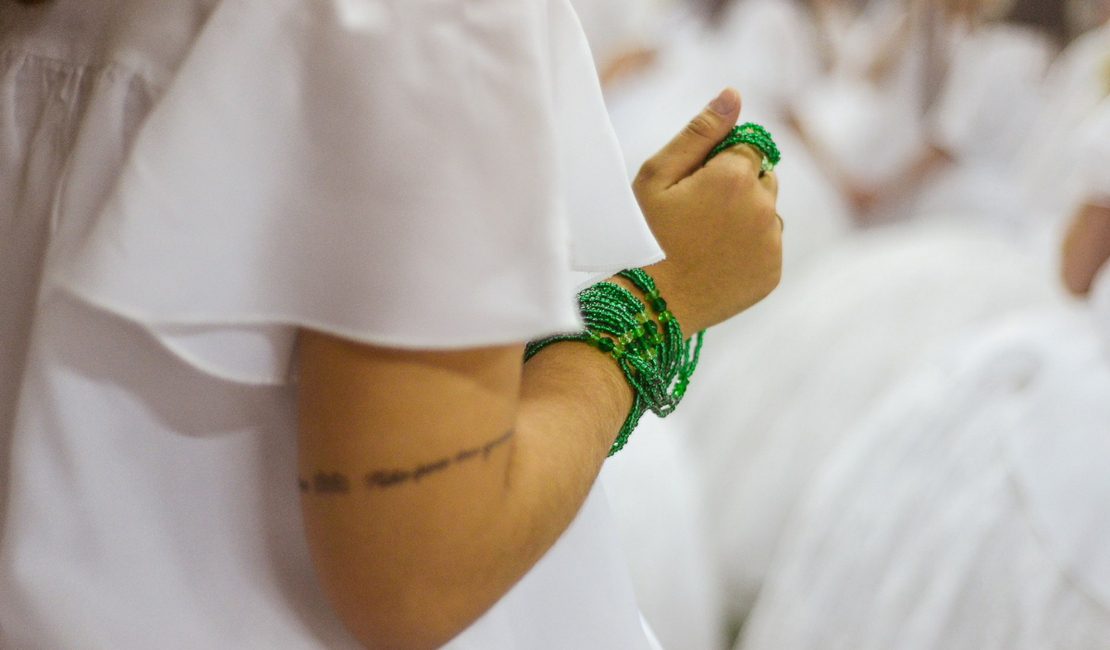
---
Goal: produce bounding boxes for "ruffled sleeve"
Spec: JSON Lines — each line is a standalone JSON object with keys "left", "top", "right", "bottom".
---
{"left": 54, "top": 0, "right": 662, "bottom": 384}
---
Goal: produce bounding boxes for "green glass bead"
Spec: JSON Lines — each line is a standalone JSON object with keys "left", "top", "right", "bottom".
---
{"left": 650, "top": 297, "right": 667, "bottom": 314}
{"left": 658, "top": 310, "right": 674, "bottom": 324}
{"left": 597, "top": 337, "right": 615, "bottom": 353}
{"left": 645, "top": 288, "right": 660, "bottom": 301}
{"left": 643, "top": 320, "right": 657, "bottom": 334}
{"left": 619, "top": 332, "right": 635, "bottom": 345}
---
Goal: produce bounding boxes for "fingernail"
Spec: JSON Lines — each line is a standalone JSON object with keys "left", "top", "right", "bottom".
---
{"left": 708, "top": 88, "right": 738, "bottom": 115}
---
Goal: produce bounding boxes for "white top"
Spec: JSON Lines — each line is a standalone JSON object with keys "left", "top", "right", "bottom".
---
{"left": 912, "top": 24, "right": 1052, "bottom": 229}
{"left": 0, "top": 0, "right": 664, "bottom": 648}
{"left": 998, "top": 97, "right": 1110, "bottom": 614}
{"left": 1014, "top": 22, "right": 1110, "bottom": 226}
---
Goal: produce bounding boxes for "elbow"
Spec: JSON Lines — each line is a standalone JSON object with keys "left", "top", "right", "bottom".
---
{"left": 317, "top": 570, "right": 495, "bottom": 650}
{"left": 327, "top": 597, "right": 463, "bottom": 650}
{"left": 304, "top": 524, "right": 516, "bottom": 650}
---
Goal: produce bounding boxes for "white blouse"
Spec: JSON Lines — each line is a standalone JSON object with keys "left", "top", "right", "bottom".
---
{"left": 0, "top": 0, "right": 663, "bottom": 648}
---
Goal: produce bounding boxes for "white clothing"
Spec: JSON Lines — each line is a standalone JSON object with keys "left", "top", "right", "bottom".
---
{"left": 736, "top": 99, "right": 1110, "bottom": 650}
{"left": 793, "top": 0, "right": 927, "bottom": 194}
{"left": 0, "top": 1, "right": 665, "bottom": 648}
{"left": 674, "top": 223, "right": 1056, "bottom": 620}
{"left": 602, "top": 415, "right": 726, "bottom": 650}
{"left": 604, "top": 2, "right": 851, "bottom": 276}
{"left": 737, "top": 303, "right": 1110, "bottom": 650}
{"left": 567, "top": 0, "right": 665, "bottom": 72}
{"left": 1015, "top": 22, "right": 1110, "bottom": 232}
{"left": 912, "top": 25, "right": 1053, "bottom": 232}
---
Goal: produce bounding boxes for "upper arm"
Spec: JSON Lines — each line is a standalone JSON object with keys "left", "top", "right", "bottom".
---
{"left": 296, "top": 330, "right": 526, "bottom": 650}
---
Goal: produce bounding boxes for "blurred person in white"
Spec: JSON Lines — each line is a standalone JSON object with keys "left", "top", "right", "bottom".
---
{"left": 905, "top": 0, "right": 1065, "bottom": 233}
{"left": 798, "top": 0, "right": 1067, "bottom": 225}
{"left": 675, "top": 216, "right": 1057, "bottom": 634}
{"left": 791, "top": 0, "right": 929, "bottom": 219}
{"left": 1013, "top": 0, "right": 1110, "bottom": 258}
{"left": 0, "top": 1, "right": 784, "bottom": 649}
{"left": 603, "top": 0, "right": 852, "bottom": 274}
{"left": 736, "top": 97, "right": 1110, "bottom": 650}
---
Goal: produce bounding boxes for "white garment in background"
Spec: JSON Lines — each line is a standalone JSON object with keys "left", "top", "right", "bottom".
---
{"left": 1015, "top": 21, "right": 1110, "bottom": 234}
{"left": 0, "top": 1, "right": 666, "bottom": 648}
{"left": 673, "top": 222, "right": 1056, "bottom": 621}
{"left": 737, "top": 302, "right": 1110, "bottom": 650}
{"left": 912, "top": 24, "right": 1052, "bottom": 232}
{"left": 792, "top": 0, "right": 927, "bottom": 194}
{"left": 601, "top": 415, "right": 726, "bottom": 650}
{"left": 604, "top": 0, "right": 850, "bottom": 275}
{"left": 736, "top": 98, "right": 1110, "bottom": 650}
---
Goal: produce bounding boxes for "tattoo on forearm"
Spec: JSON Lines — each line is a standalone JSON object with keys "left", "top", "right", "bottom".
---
{"left": 301, "top": 429, "right": 513, "bottom": 494}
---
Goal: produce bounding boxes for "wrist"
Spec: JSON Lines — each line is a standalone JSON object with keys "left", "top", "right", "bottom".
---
{"left": 625, "top": 262, "right": 704, "bottom": 338}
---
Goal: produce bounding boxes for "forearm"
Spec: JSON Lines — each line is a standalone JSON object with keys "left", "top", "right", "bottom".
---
{"left": 297, "top": 331, "right": 631, "bottom": 650}
{"left": 1061, "top": 202, "right": 1110, "bottom": 296}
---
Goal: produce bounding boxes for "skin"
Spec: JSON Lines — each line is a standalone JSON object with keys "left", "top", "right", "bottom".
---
{"left": 298, "top": 88, "right": 781, "bottom": 650}
{"left": 1061, "top": 202, "right": 1110, "bottom": 296}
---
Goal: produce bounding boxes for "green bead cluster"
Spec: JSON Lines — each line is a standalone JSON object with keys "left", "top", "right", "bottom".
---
{"left": 705, "top": 122, "right": 781, "bottom": 172}
{"left": 524, "top": 269, "right": 705, "bottom": 456}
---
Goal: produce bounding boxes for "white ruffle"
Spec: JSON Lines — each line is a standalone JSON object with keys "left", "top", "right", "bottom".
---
{"left": 54, "top": 0, "right": 661, "bottom": 384}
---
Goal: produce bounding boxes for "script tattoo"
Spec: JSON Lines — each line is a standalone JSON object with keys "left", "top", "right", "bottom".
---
{"left": 300, "top": 430, "right": 514, "bottom": 495}
{"left": 313, "top": 472, "right": 351, "bottom": 495}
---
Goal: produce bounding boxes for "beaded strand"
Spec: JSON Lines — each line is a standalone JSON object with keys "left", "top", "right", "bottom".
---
{"left": 524, "top": 270, "right": 704, "bottom": 456}
{"left": 705, "top": 122, "right": 781, "bottom": 172}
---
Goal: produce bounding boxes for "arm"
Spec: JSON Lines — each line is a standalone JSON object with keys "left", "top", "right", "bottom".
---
{"left": 298, "top": 88, "right": 782, "bottom": 650}
{"left": 1061, "top": 201, "right": 1110, "bottom": 296}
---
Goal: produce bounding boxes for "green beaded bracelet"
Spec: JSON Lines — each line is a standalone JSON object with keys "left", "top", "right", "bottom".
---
{"left": 524, "top": 270, "right": 704, "bottom": 456}
{"left": 705, "top": 122, "right": 781, "bottom": 172}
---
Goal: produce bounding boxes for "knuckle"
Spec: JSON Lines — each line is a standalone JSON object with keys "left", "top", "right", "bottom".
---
{"left": 684, "top": 114, "right": 718, "bottom": 142}
{"left": 635, "top": 158, "right": 662, "bottom": 186}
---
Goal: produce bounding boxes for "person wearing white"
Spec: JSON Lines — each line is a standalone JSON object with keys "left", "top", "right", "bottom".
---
{"left": 910, "top": 17, "right": 1054, "bottom": 232}
{"left": 735, "top": 97, "right": 1110, "bottom": 650}
{"left": 676, "top": 221, "right": 1056, "bottom": 623}
{"left": 0, "top": 0, "right": 783, "bottom": 648}
{"left": 605, "top": 0, "right": 852, "bottom": 272}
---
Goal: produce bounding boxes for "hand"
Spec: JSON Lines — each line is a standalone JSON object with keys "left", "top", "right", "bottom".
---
{"left": 631, "top": 88, "right": 782, "bottom": 335}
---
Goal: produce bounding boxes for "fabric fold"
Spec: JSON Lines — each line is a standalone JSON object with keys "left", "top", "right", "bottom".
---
{"left": 55, "top": 0, "right": 662, "bottom": 383}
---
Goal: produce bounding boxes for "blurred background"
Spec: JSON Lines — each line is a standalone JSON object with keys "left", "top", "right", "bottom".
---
{"left": 574, "top": 0, "right": 1110, "bottom": 648}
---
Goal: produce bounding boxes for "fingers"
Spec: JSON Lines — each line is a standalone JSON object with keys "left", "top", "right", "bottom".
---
{"left": 706, "top": 144, "right": 780, "bottom": 209}
{"left": 635, "top": 88, "right": 741, "bottom": 191}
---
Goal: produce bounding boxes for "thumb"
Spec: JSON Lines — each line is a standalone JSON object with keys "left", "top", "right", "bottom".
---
{"left": 636, "top": 88, "right": 741, "bottom": 190}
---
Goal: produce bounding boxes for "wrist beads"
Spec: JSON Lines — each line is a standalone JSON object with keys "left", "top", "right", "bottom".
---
{"left": 525, "top": 269, "right": 704, "bottom": 456}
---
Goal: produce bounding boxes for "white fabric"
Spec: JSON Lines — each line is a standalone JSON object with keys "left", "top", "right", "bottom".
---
{"left": 913, "top": 25, "right": 1052, "bottom": 231}
{"left": 567, "top": 0, "right": 663, "bottom": 71}
{"left": 671, "top": 223, "right": 1055, "bottom": 620}
{"left": 729, "top": 64, "right": 1110, "bottom": 646}
{"left": 602, "top": 414, "right": 725, "bottom": 650}
{"left": 1073, "top": 95, "right": 1110, "bottom": 206}
{"left": 737, "top": 306, "right": 1110, "bottom": 650}
{"left": 604, "top": 2, "right": 851, "bottom": 277}
{"left": 1013, "top": 22, "right": 1110, "bottom": 242}
{"left": 990, "top": 99, "right": 1110, "bottom": 620}
{"left": 54, "top": 0, "right": 662, "bottom": 385}
{"left": 793, "top": 0, "right": 927, "bottom": 192}
{"left": 0, "top": 0, "right": 663, "bottom": 648}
